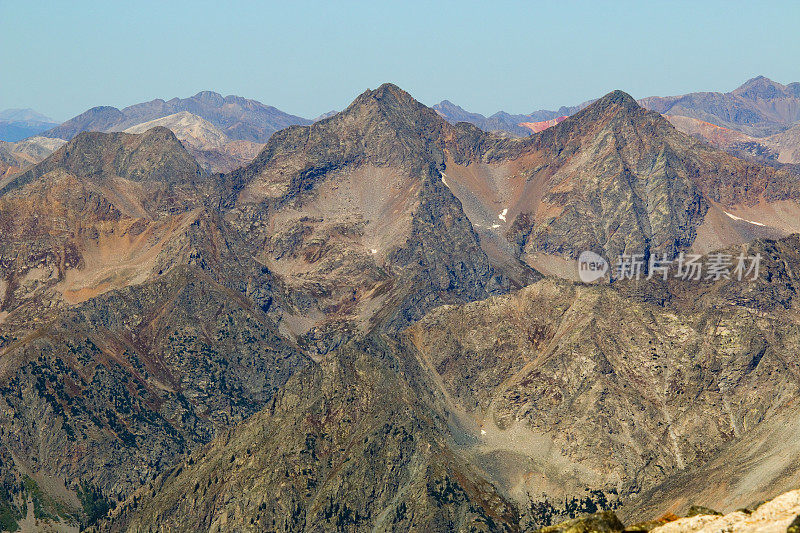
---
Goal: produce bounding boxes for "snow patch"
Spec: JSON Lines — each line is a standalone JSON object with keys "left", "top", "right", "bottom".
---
{"left": 724, "top": 211, "right": 766, "bottom": 226}
{"left": 480, "top": 429, "right": 487, "bottom": 435}
{"left": 370, "top": 248, "right": 378, "bottom": 254}
{"left": 491, "top": 224, "right": 501, "bottom": 229}
{"left": 498, "top": 208, "right": 508, "bottom": 222}
{"left": 440, "top": 172, "right": 449, "bottom": 187}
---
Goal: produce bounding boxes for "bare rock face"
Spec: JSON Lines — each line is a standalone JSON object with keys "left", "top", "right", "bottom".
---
{"left": 439, "top": 90, "right": 800, "bottom": 277}
{"left": 0, "top": 127, "right": 309, "bottom": 526}
{"left": 101, "top": 344, "right": 520, "bottom": 532}
{"left": 406, "top": 234, "right": 800, "bottom": 528}
{"left": 99, "top": 233, "right": 800, "bottom": 532}
{"left": 649, "top": 489, "right": 800, "bottom": 533}
{"left": 0, "top": 265, "right": 307, "bottom": 496}
{"left": 224, "top": 83, "right": 509, "bottom": 346}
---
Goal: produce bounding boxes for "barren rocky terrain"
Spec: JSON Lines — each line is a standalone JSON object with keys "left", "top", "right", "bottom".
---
{"left": 2, "top": 83, "right": 800, "bottom": 531}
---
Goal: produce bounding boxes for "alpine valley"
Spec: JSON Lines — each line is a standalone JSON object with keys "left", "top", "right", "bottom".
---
{"left": 2, "top": 80, "right": 800, "bottom": 533}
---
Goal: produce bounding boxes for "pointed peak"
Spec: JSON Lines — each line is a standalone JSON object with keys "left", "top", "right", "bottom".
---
{"left": 738, "top": 75, "right": 771, "bottom": 87}
{"left": 434, "top": 100, "right": 467, "bottom": 112}
{"left": 564, "top": 90, "right": 641, "bottom": 122}
{"left": 191, "top": 91, "right": 225, "bottom": 105}
{"left": 374, "top": 82, "right": 405, "bottom": 94}
{"left": 732, "top": 76, "right": 787, "bottom": 99}
{"left": 540, "top": 90, "right": 655, "bottom": 137}
{"left": 352, "top": 83, "right": 416, "bottom": 106}
{"left": 344, "top": 83, "right": 433, "bottom": 119}
{"left": 595, "top": 90, "right": 639, "bottom": 109}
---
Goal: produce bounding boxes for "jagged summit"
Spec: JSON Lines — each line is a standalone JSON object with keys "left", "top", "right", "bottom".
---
{"left": 528, "top": 88, "right": 656, "bottom": 144}
{"left": 189, "top": 90, "right": 226, "bottom": 106}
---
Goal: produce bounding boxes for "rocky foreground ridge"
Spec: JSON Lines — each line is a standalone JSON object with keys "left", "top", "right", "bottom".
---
{"left": 532, "top": 487, "right": 800, "bottom": 533}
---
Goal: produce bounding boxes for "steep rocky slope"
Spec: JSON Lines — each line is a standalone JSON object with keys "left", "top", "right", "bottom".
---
{"left": 0, "top": 128, "right": 309, "bottom": 527}
{"left": 223, "top": 83, "right": 512, "bottom": 345}
{"left": 0, "top": 84, "right": 516, "bottom": 527}
{"left": 43, "top": 91, "right": 311, "bottom": 143}
{"left": 407, "top": 234, "right": 800, "bottom": 525}
{"left": 99, "top": 234, "right": 800, "bottom": 531}
{"left": 101, "top": 343, "right": 519, "bottom": 532}
{"left": 437, "top": 90, "right": 800, "bottom": 276}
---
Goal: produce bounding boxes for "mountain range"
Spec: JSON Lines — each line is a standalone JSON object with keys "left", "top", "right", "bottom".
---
{"left": 0, "top": 92, "right": 312, "bottom": 175}
{"left": 640, "top": 76, "right": 800, "bottom": 137}
{"left": 7, "top": 76, "right": 800, "bottom": 180}
{"left": 433, "top": 99, "right": 591, "bottom": 137}
{"left": 2, "top": 82, "right": 800, "bottom": 531}
{"left": 41, "top": 91, "right": 312, "bottom": 143}
{"left": 0, "top": 109, "right": 59, "bottom": 143}
{"left": 435, "top": 76, "right": 800, "bottom": 138}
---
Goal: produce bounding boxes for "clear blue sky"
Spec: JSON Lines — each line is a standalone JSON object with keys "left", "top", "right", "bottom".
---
{"left": 2, "top": 0, "right": 799, "bottom": 122}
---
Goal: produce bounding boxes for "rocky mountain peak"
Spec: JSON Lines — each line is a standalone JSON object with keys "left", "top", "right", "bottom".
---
{"left": 2, "top": 127, "right": 203, "bottom": 200}
{"left": 53, "top": 126, "right": 200, "bottom": 182}
{"left": 232, "top": 83, "right": 449, "bottom": 191}
{"left": 191, "top": 90, "right": 226, "bottom": 106}
{"left": 590, "top": 89, "right": 641, "bottom": 113}
{"left": 732, "top": 75, "right": 788, "bottom": 100}
{"left": 346, "top": 83, "right": 438, "bottom": 121}
{"left": 41, "top": 105, "right": 126, "bottom": 140}
{"left": 533, "top": 88, "right": 655, "bottom": 143}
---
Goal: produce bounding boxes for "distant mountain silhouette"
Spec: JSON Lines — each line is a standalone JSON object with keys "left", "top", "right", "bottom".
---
{"left": 42, "top": 91, "right": 312, "bottom": 142}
